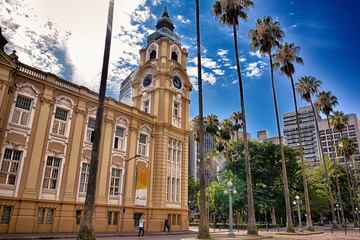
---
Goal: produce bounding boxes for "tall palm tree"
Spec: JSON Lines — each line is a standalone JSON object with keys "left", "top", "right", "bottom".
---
{"left": 249, "top": 17, "right": 295, "bottom": 233}
{"left": 337, "top": 136, "right": 360, "bottom": 226}
{"left": 295, "top": 76, "right": 338, "bottom": 229}
{"left": 205, "top": 114, "right": 220, "bottom": 182}
{"left": 315, "top": 91, "right": 344, "bottom": 229}
{"left": 219, "top": 119, "right": 233, "bottom": 162}
{"left": 331, "top": 111, "right": 358, "bottom": 227}
{"left": 212, "top": 0, "right": 257, "bottom": 235}
{"left": 273, "top": 42, "right": 314, "bottom": 231}
{"left": 77, "top": 1, "right": 114, "bottom": 238}
{"left": 195, "top": 0, "right": 210, "bottom": 238}
{"left": 230, "top": 111, "right": 242, "bottom": 140}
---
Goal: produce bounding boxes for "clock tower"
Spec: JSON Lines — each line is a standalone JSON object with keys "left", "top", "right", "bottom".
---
{"left": 132, "top": 6, "right": 192, "bottom": 230}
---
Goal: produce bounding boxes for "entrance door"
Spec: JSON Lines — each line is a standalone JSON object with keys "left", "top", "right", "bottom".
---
{"left": 134, "top": 213, "right": 142, "bottom": 231}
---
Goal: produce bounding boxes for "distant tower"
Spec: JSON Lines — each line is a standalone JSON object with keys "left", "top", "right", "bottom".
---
{"left": 0, "top": 27, "right": 8, "bottom": 51}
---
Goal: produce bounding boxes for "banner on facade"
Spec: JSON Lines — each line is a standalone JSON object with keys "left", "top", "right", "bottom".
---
{"left": 134, "top": 166, "right": 148, "bottom": 206}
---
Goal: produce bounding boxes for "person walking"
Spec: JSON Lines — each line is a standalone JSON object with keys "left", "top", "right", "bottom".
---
{"left": 138, "top": 215, "right": 145, "bottom": 239}
{"left": 164, "top": 217, "right": 170, "bottom": 232}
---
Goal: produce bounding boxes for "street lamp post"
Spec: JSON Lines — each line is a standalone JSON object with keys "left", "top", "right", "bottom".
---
{"left": 294, "top": 195, "right": 303, "bottom": 232}
{"left": 355, "top": 208, "right": 360, "bottom": 227}
{"left": 224, "top": 180, "right": 237, "bottom": 238}
{"left": 292, "top": 200, "right": 297, "bottom": 227}
{"left": 120, "top": 154, "right": 141, "bottom": 233}
{"left": 335, "top": 204, "right": 342, "bottom": 228}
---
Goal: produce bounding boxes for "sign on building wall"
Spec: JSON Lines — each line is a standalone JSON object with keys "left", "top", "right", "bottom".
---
{"left": 135, "top": 166, "right": 148, "bottom": 206}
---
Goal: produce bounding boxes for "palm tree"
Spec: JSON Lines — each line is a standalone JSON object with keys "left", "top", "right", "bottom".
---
{"left": 249, "top": 17, "right": 295, "bottom": 233}
{"left": 230, "top": 111, "right": 242, "bottom": 140}
{"left": 273, "top": 42, "right": 314, "bottom": 231}
{"left": 331, "top": 111, "right": 358, "bottom": 227}
{"left": 77, "top": 1, "right": 114, "bottom": 238}
{"left": 337, "top": 136, "right": 360, "bottom": 227}
{"left": 205, "top": 114, "right": 220, "bottom": 182}
{"left": 314, "top": 91, "right": 343, "bottom": 229}
{"left": 195, "top": 0, "right": 210, "bottom": 238}
{"left": 212, "top": 0, "right": 257, "bottom": 234}
{"left": 295, "top": 76, "right": 338, "bottom": 229}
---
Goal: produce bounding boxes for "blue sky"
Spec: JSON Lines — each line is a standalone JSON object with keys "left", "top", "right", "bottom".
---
{"left": 1, "top": 0, "right": 359, "bottom": 138}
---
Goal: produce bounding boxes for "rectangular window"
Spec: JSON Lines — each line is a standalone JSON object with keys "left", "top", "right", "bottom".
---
{"left": 107, "top": 212, "right": 112, "bottom": 225}
{"left": 109, "top": 168, "right": 122, "bottom": 196}
{"left": 113, "top": 212, "right": 118, "bottom": 225}
{"left": 42, "top": 156, "right": 61, "bottom": 190}
{"left": 172, "top": 178, "right": 175, "bottom": 202}
{"left": 79, "top": 163, "right": 90, "bottom": 193}
{"left": 75, "top": 210, "right": 82, "bottom": 225}
{"left": 0, "top": 149, "right": 21, "bottom": 185}
{"left": 177, "top": 215, "right": 180, "bottom": 226}
{"left": 168, "top": 214, "right": 171, "bottom": 225}
{"left": 114, "top": 127, "right": 125, "bottom": 150}
{"left": 144, "top": 101, "right": 149, "bottom": 113}
{"left": 1, "top": 207, "right": 11, "bottom": 224}
{"left": 11, "top": 95, "right": 32, "bottom": 126}
{"left": 86, "top": 118, "right": 96, "bottom": 143}
{"left": 176, "top": 178, "right": 180, "bottom": 202}
{"left": 173, "top": 102, "right": 178, "bottom": 116}
{"left": 138, "top": 134, "right": 147, "bottom": 156}
{"left": 46, "top": 209, "right": 54, "bottom": 224}
{"left": 52, "top": 108, "right": 68, "bottom": 135}
{"left": 167, "top": 177, "right": 171, "bottom": 201}
{"left": 37, "top": 209, "right": 45, "bottom": 224}
{"left": 172, "top": 214, "right": 176, "bottom": 226}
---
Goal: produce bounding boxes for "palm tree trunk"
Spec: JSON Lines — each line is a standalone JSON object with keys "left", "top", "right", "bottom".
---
{"left": 310, "top": 101, "right": 338, "bottom": 229}
{"left": 327, "top": 117, "right": 346, "bottom": 227}
{"left": 77, "top": 1, "right": 114, "bottom": 239}
{"left": 233, "top": 25, "right": 257, "bottom": 235}
{"left": 339, "top": 132, "right": 358, "bottom": 227}
{"left": 346, "top": 154, "right": 360, "bottom": 226}
{"left": 269, "top": 50, "right": 294, "bottom": 233}
{"left": 195, "top": 1, "right": 210, "bottom": 238}
{"left": 290, "top": 76, "right": 314, "bottom": 231}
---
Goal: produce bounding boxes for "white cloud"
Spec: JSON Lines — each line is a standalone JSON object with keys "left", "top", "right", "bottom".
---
{"left": 0, "top": 0, "right": 155, "bottom": 94}
{"left": 212, "top": 69, "right": 225, "bottom": 75}
{"left": 239, "top": 57, "right": 246, "bottom": 62}
{"left": 244, "top": 61, "right": 268, "bottom": 78}
{"left": 290, "top": 24, "right": 297, "bottom": 29}
{"left": 187, "top": 66, "right": 217, "bottom": 90}
{"left": 176, "top": 15, "right": 191, "bottom": 24}
{"left": 249, "top": 50, "right": 263, "bottom": 58}
{"left": 217, "top": 49, "right": 228, "bottom": 57}
{"left": 189, "top": 57, "right": 218, "bottom": 69}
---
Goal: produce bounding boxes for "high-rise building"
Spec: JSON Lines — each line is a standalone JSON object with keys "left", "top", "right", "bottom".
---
{"left": 318, "top": 113, "right": 360, "bottom": 164}
{"left": 119, "top": 69, "right": 137, "bottom": 106}
{"left": 283, "top": 106, "right": 321, "bottom": 166}
{"left": 0, "top": 6, "right": 191, "bottom": 233}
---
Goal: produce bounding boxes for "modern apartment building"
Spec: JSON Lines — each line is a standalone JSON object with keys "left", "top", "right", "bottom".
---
{"left": 118, "top": 69, "right": 137, "bottom": 106}
{"left": 318, "top": 113, "right": 360, "bottom": 164}
{"left": 283, "top": 106, "right": 321, "bottom": 166}
{"left": 0, "top": 7, "right": 192, "bottom": 233}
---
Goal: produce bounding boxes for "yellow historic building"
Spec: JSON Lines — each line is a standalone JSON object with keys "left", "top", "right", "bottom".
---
{"left": 0, "top": 7, "right": 191, "bottom": 233}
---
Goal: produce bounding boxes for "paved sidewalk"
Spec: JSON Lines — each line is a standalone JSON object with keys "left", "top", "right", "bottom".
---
{"left": 1, "top": 225, "right": 360, "bottom": 240}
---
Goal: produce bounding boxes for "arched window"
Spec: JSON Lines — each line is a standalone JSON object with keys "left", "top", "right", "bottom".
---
{"left": 150, "top": 50, "right": 156, "bottom": 60}
{"left": 171, "top": 51, "right": 178, "bottom": 62}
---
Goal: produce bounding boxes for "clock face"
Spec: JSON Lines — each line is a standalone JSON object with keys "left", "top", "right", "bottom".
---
{"left": 172, "top": 76, "right": 182, "bottom": 89}
{"left": 143, "top": 74, "right": 153, "bottom": 87}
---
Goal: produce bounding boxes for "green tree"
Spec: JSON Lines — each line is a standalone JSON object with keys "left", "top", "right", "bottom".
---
{"left": 220, "top": 119, "right": 233, "bottom": 162}
{"left": 295, "top": 76, "right": 338, "bottom": 228}
{"left": 195, "top": 0, "right": 209, "bottom": 237}
{"left": 189, "top": 176, "right": 200, "bottom": 212}
{"left": 249, "top": 16, "right": 296, "bottom": 232}
{"left": 212, "top": 0, "right": 256, "bottom": 234}
{"left": 331, "top": 111, "right": 357, "bottom": 226}
{"left": 230, "top": 111, "right": 242, "bottom": 140}
{"left": 273, "top": 42, "right": 314, "bottom": 231}
{"left": 315, "top": 91, "right": 343, "bottom": 229}
{"left": 337, "top": 136, "right": 360, "bottom": 226}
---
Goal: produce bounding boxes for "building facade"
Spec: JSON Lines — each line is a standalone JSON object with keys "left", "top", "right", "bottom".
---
{"left": 318, "top": 113, "right": 360, "bottom": 164}
{"left": 0, "top": 7, "right": 191, "bottom": 233}
{"left": 283, "top": 106, "right": 321, "bottom": 166}
{"left": 119, "top": 69, "right": 137, "bottom": 106}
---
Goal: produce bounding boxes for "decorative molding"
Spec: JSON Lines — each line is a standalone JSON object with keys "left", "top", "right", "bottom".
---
{"left": 75, "top": 108, "right": 87, "bottom": 115}
{"left": 40, "top": 97, "right": 54, "bottom": 105}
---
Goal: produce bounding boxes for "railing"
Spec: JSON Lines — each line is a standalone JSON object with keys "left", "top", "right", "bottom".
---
{"left": 55, "top": 80, "right": 79, "bottom": 93}
{"left": 17, "top": 65, "right": 46, "bottom": 80}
